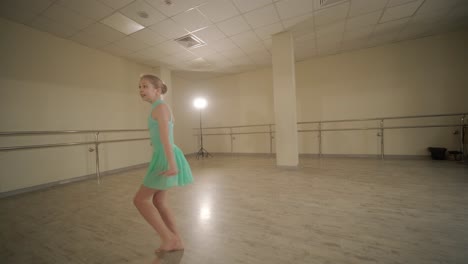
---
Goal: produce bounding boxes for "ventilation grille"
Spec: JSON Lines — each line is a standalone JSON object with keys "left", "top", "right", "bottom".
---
{"left": 314, "top": 0, "right": 348, "bottom": 10}
{"left": 174, "top": 34, "right": 206, "bottom": 49}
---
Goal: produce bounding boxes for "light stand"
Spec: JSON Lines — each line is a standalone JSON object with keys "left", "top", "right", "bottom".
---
{"left": 194, "top": 98, "right": 212, "bottom": 159}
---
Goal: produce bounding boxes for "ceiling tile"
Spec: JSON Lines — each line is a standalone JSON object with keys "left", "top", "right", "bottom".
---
{"left": 275, "top": 0, "right": 314, "bottom": 20}
{"left": 57, "top": 0, "right": 114, "bottom": 20}
{"left": 216, "top": 15, "right": 252, "bottom": 36}
{"left": 191, "top": 45, "right": 218, "bottom": 57}
{"left": 295, "top": 44, "right": 316, "bottom": 61}
{"left": 241, "top": 41, "right": 267, "bottom": 54}
{"left": 343, "top": 26, "right": 373, "bottom": 40}
{"left": 346, "top": 10, "right": 382, "bottom": 31}
{"left": 349, "top": 0, "right": 388, "bottom": 18}
{"left": 416, "top": 0, "right": 460, "bottom": 15}
{"left": 317, "top": 36, "right": 341, "bottom": 55}
{"left": 114, "top": 36, "right": 150, "bottom": 51}
{"left": 209, "top": 38, "right": 238, "bottom": 51}
{"left": 282, "top": 13, "right": 313, "bottom": 29}
{"left": 156, "top": 40, "right": 190, "bottom": 55}
{"left": 232, "top": 0, "right": 272, "bottom": 13}
{"left": 341, "top": 38, "right": 367, "bottom": 51}
{"left": 220, "top": 47, "right": 246, "bottom": 59}
{"left": 120, "top": 0, "right": 167, "bottom": 26}
{"left": 374, "top": 17, "right": 410, "bottom": 35}
{"left": 101, "top": 12, "right": 145, "bottom": 35}
{"left": 98, "top": 0, "right": 134, "bottom": 10}
{"left": 380, "top": 0, "right": 423, "bottom": 23}
{"left": 0, "top": 0, "right": 53, "bottom": 23}
{"left": 230, "top": 30, "right": 261, "bottom": 47}
{"left": 71, "top": 31, "right": 110, "bottom": 48}
{"left": 1, "top": 0, "right": 54, "bottom": 13}
{"left": 193, "top": 26, "right": 226, "bottom": 43}
{"left": 254, "top": 22, "right": 284, "bottom": 40}
{"left": 368, "top": 31, "right": 399, "bottom": 46}
{"left": 43, "top": 4, "right": 95, "bottom": 30}
{"left": 0, "top": 6, "right": 37, "bottom": 24}
{"left": 263, "top": 39, "right": 273, "bottom": 51}
{"left": 100, "top": 43, "right": 134, "bottom": 56}
{"left": 294, "top": 31, "right": 315, "bottom": 42}
{"left": 81, "top": 22, "right": 127, "bottom": 42}
{"left": 396, "top": 23, "right": 432, "bottom": 40}
{"left": 198, "top": 0, "right": 240, "bottom": 23}
{"left": 134, "top": 46, "right": 168, "bottom": 60}
{"left": 314, "top": 2, "right": 350, "bottom": 26}
{"left": 149, "top": 19, "right": 189, "bottom": 39}
{"left": 29, "top": 15, "right": 79, "bottom": 38}
{"left": 243, "top": 4, "right": 280, "bottom": 29}
{"left": 145, "top": 0, "right": 206, "bottom": 17}
{"left": 230, "top": 55, "right": 254, "bottom": 66}
{"left": 315, "top": 21, "right": 345, "bottom": 38}
{"left": 172, "top": 8, "right": 212, "bottom": 32}
{"left": 130, "top": 28, "right": 167, "bottom": 45}
{"left": 387, "top": 0, "right": 418, "bottom": 8}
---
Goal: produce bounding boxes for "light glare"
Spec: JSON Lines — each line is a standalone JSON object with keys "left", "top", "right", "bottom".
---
{"left": 193, "top": 98, "right": 207, "bottom": 109}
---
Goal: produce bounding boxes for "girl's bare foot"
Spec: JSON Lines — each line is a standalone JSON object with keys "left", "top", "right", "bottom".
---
{"left": 155, "top": 236, "right": 184, "bottom": 253}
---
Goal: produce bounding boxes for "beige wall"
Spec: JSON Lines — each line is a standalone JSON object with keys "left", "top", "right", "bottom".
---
{"left": 1, "top": 16, "right": 466, "bottom": 193}
{"left": 173, "top": 29, "right": 468, "bottom": 157}
{"left": 0, "top": 18, "right": 155, "bottom": 193}
{"left": 173, "top": 68, "right": 274, "bottom": 154}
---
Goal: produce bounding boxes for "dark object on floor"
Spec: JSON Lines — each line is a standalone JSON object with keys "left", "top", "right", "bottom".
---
{"left": 448, "top": 150, "right": 463, "bottom": 161}
{"left": 428, "top": 147, "right": 447, "bottom": 160}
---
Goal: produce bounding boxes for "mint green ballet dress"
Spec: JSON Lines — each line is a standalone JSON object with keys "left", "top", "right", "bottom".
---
{"left": 143, "top": 99, "right": 193, "bottom": 190}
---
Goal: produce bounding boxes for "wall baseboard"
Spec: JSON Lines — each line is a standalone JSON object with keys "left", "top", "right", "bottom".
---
{"left": 0, "top": 162, "right": 149, "bottom": 199}
{"left": 190, "top": 152, "right": 431, "bottom": 160}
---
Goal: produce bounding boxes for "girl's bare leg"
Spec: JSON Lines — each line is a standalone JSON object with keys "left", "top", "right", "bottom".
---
{"left": 153, "top": 191, "right": 184, "bottom": 250}
{"left": 133, "top": 185, "right": 178, "bottom": 250}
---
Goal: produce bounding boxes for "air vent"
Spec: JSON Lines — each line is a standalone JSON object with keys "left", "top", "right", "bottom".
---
{"left": 174, "top": 34, "right": 206, "bottom": 49}
{"left": 314, "top": 0, "right": 348, "bottom": 10}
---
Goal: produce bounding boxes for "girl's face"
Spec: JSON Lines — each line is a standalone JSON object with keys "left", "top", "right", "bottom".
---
{"left": 139, "top": 78, "right": 160, "bottom": 103}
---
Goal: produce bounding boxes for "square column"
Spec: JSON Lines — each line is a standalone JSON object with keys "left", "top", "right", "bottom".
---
{"left": 272, "top": 31, "right": 298, "bottom": 167}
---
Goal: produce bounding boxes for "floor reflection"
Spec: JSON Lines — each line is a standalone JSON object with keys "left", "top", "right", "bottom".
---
{"left": 151, "top": 250, "right": 184, "bottom": 264}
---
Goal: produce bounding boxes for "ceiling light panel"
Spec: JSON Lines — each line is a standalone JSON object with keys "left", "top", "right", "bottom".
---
{"left": 119, "top": 0, "right": 167, "bottom": 26}
{"left": 101, "top": 12, "right": 145, "bottom": 35}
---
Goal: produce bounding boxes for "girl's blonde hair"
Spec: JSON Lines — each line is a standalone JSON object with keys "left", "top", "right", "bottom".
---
{"left": 140, "top": 74, "right": 167, "bottom": 94}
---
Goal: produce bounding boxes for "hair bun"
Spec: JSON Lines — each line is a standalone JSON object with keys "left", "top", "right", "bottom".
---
{"left": 162, "top": 83, "right": 167, "bottom": 94}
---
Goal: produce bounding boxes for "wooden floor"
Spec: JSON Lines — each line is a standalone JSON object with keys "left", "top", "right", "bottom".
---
{"left": 1, "top": 156, "right": 468, "bottom": 264}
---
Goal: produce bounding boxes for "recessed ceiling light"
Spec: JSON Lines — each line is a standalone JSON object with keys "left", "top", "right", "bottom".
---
{"left": 137, "top": 11, "right": 149, "bottom": 19}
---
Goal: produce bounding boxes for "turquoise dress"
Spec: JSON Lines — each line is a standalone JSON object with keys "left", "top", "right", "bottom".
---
{"left": 143, "top": 99, "right": 193, "bottom": 190}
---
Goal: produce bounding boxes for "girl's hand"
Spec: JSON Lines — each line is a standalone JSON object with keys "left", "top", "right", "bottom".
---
{"left": 159, "top": 167, "right": 178, "bottom": 177}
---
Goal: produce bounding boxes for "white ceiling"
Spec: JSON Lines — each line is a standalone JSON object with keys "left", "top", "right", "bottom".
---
{"left": 1, "top": 0, "right": 468, "bottom": 77}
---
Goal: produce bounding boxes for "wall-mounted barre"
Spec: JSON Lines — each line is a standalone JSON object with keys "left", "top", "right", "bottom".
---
{"left": 0, "top": 129, "right": 149, "bottom": 184}
{"left": 193, "top": 113, "right": 467, "bottom": 161}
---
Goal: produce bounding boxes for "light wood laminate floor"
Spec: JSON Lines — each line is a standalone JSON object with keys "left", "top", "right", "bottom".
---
{"left": 1, "top": 156, "right": 468, "bottom": 264}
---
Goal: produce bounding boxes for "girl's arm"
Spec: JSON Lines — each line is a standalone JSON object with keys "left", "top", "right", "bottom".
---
{"left": 153, "top": 104, "right": 178, "bottom": 176}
